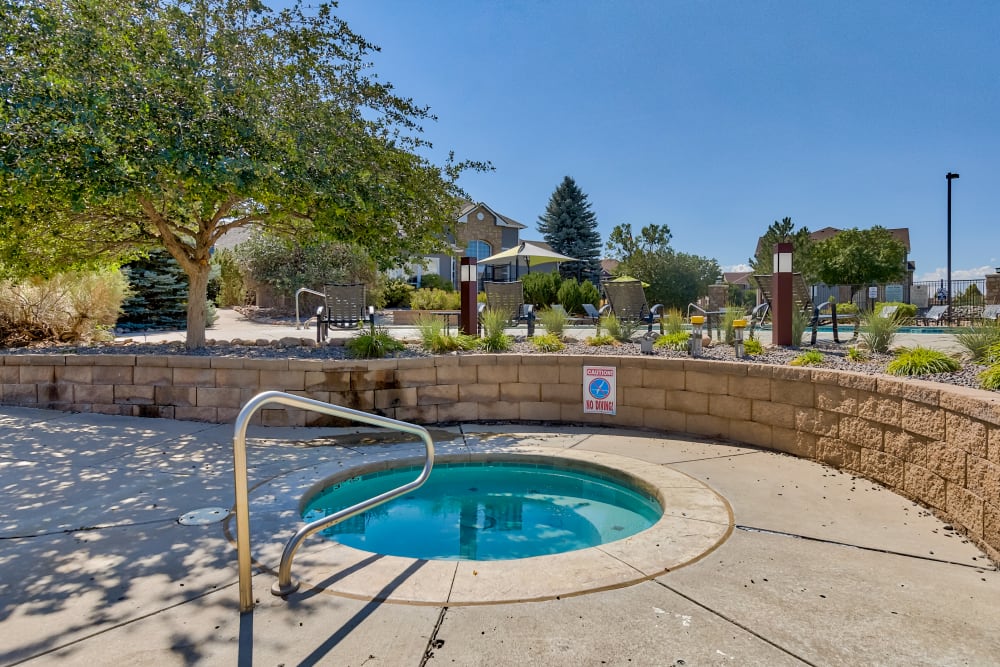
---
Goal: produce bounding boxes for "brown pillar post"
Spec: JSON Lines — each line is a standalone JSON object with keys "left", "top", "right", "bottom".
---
{"left": 773, "top": 242, "right": 793, "bottom": 346}
{"left": 460, "top": 257, "right": 478, "bottom": 336}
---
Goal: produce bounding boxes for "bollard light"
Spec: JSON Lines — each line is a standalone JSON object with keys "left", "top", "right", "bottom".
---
{"left": 368, "top": 305, "right": 376, "bottom": 333}
{"left": 732, "top": 318, "right": 746, "bottom": 358}
{"left": 525, "top": 303, "right": 535, "bottom": 337}
{"left": 460, "top": 256, "right": 478, "bottom": 336}
{"left": 640, "top": 332, "right": 655, "bottom": 354}
{"left": 690, "top": 315, "right": 704, "bottom": 356}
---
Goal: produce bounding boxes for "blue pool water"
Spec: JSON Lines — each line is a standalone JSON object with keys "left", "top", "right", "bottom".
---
{"left": 302, "top": 461, "right": 663, "bottom": 561}
{"left": 807, "top": 325, "right": 958, "bottom": 334}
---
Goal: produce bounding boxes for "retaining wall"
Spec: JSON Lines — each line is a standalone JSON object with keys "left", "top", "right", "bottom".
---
{"left": 2, "top": 352, "right": 998, "bottom": 561}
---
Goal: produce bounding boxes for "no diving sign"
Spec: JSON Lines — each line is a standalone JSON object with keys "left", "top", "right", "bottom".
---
{"left": 583, "top": 366, "right": 617, "bottom": 415}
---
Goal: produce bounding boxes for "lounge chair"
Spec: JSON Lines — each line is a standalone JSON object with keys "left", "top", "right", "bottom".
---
{"left": 981, "top": 304, "right": 1000, "bottom": 322}
{"left": 916, "top": 305, "right": 949, "bottom": 325}
{"left": 483, "top": 281, "right": 535, "bottom": 330}
{"left": 582, "top": 303, "right": 603, "bottom": 324}
{"left": 602, "top": 280, "right": 663, "bottom": 334}
{"left": 878, "top": 305, "right": 899, "bottom": 319}
{"left": 316, "top": 283, "right": 368, "bottom": 342}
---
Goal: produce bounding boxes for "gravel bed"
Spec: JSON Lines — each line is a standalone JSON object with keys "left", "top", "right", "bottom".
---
{"left": 2, "top": 333, "right": 993, "bottom": 393}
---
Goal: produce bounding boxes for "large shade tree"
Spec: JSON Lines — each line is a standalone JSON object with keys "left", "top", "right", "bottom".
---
{"left": 606, "top": 223, "right": 720, "bottom": 310}
{"left": 537, "top": 176, "right": 602, "bottom": 283}
{"left": 0, "top": 0, "right": 484, "bottom": 347}
{"left": 812, "top": 226, "right": 908, "bottom": 303}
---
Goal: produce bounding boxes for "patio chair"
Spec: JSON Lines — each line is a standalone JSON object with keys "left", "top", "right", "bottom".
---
{"left": 602, "top": 280, "right": 663, "bottom": 333}
{"left": 316, "top": 283, "right": 368, "bottom": 342}
{"left": 582, "top": 303, "right": 603, "bottom": 324}
{"left": 878, "top": 305, "right": 899, "bottom": 319}
{"left": 981, "top": 304, "right": 1000, "bottom": 322}
{"left": 916, "top": 305, "right": 949, "bottom": 325}
{"left": 483, "top": 281, "right": 535, "bottom": 331}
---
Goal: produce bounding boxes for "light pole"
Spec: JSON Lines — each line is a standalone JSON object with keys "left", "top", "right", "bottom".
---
{"left": 946, "top": 172, "right": 960, "bottom": 320}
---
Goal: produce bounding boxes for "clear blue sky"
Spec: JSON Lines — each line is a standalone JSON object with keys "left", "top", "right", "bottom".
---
{"left": 308, "top": 1, "right": 998, "bottom": 282}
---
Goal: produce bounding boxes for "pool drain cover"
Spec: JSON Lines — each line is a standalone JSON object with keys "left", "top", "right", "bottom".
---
{"left": 178, "top": 507, "right": 229, "bottom": 525}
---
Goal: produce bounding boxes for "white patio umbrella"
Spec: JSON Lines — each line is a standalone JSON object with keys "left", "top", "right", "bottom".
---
{"left": 477, "top": 241, "right": 578, "bottom": 280}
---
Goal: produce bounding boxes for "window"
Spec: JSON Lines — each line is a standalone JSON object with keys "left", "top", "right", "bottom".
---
{"left": 466, "top": 240, "right": 492, "bottom": 260}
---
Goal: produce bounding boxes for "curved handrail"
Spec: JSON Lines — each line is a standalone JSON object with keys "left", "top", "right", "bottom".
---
{"left": 232, "top": 390, "right": 435, "bottom": 613}
{"left": 294, "top": 287, "right": 326, "bottom": 329}
{"left": 686, "top": 302, "right": 708, "bottom": 319}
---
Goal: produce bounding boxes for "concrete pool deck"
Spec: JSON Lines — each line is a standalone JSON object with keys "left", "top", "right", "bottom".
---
{"left": 2, "top": 407, "right": 998, "bottom": 665}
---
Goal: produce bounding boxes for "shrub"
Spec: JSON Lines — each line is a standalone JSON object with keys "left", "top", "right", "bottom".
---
{"left": 557, "top": 278, "right": 600, "bottom": 315}
{"left": 409, "top": 288, "right": 461, "bottom": 310}
{"left": 789, "top": 350, "right": 824, "bottom": 366}
{"left": 654, "top": 331, "right": 689, "bottom": 351}
{"left": 477, "top": 308, "right": 512, "bottom": 352}
{"left": 414, "top": 315, "right": 476, "bottom": 353}
{"left": 887, "top": 347, "right": 961, "bottom": 376}
{"left": 0, "top": 268, "right": 132, "bottom": 345}
{"left": 790, "top": 307, "right": 810, "bottom": 348}
{"left": 414, "top": 273, "right": 453, "bottom": 291}
{"left": 600, "top": 313, "right": 640, "bottom": 342}
{"left": 722, "top": 305, "right": 746, "bottom": 345}
{"left": 536, "top": 307, "right": 568, "bottom": 338}
{"left": 531, "top": 332, "right": 565, "bottom": 352}
{"left": 847, "top": 346, "right": 868, "bottom": 362}
{"left": 523, "top": 272, "right": 562, "bottom": 308}
{"left": 211, "top": 248, "right": 247, "bottom": 307}
{"left": 979, "top": 363, "right": 1000, "bottom": 391}
{"left": 833, "top": 301, "right": 858, "bottom": 315}
{"left": 858, "top": 307, "right": 901, "bottom": 354}
{"left": 743, "top": 337, "right": 764, "bottom": 356}
{"left": 954, "top": 321, "right": 1000, "bottom": 362}
{"left": 382, "top": 279, "right": 414, "bottom": 308}
{"left": 345, "top": 327, "right": 404, "bottom": 358}
{"left": 663, "top": 308, "right": 685, "bottom": 335}
{"left": 585, "top": 333, "right": 619, "bottom": 346}
{"left": 235, "top": 232, "right": 380, "bottom": 301}
{"left": 987, "top": 342, "right": 1000, "bottom": 364}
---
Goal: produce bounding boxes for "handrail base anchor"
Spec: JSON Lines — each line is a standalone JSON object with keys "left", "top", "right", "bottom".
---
{"left": 271, "top": 579, "right": 301, "bottom": 597}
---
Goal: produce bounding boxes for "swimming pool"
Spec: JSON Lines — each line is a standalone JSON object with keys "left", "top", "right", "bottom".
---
{"left": 759, "top": 325, "right": 960, "bottom": 335}
{"left": 302, "top": 460, "right": 663, "bottom": 560}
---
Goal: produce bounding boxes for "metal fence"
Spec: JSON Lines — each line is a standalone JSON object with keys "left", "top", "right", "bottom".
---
{"left": 809, "top": 279, "right": 987, "bottom": 309}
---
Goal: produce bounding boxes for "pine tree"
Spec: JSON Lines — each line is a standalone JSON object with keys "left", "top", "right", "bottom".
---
{"left": 117, "top": 249, "right": 191, "bottom": 331}
{"left": 537, "top": 176, "right": 603, "bottom": 283}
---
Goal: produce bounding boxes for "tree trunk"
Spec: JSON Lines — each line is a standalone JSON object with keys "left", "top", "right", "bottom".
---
{"left": 185, "top": 263, "right": 210, "bottom": 349}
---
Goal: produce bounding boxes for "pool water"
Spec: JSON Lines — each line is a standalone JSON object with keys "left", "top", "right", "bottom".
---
{"left": 302, "top": 461, "right": 663, "bottom": 561}
{"left": 807, "top": 325, "right": 958, "bottom": 334}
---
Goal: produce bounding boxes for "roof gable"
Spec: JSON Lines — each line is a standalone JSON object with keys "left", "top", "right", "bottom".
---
{"left": 456, "top": 202, "right": 526, "bottom": 230}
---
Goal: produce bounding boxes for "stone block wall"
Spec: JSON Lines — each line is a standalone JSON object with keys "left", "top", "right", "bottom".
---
{"left": 2, "top": 352, "right": 998, "bottom": 561}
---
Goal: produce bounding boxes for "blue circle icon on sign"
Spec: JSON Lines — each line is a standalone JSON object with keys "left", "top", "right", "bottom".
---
{"left": 588, "top": 378, "right": 611, "bottom": 400}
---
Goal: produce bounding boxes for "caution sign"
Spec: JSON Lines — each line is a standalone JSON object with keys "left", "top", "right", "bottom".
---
{"left": 583, "top": 365, "right": 617, "bottom": 415}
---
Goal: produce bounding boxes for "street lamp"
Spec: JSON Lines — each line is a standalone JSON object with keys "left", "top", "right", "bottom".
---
{"left": 946, "top": 172, "right": 960, "bottom": 320}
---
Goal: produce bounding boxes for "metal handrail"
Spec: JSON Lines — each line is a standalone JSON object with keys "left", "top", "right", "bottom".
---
{"left": 686, "top": 303, "right": 709, "bottom": 319}
{"left": 232, "top": 390, "right": 435, "bottom": 613}
{"left": 294, "top": 287, "right": 326, "bottom": 329}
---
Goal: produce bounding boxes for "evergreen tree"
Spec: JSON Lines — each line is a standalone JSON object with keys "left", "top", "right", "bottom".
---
{"left": 537, "top": 177, "right": 602, "bottom": 283}
{"left": 118, "top": 249, "right": 219, "bottom": 331}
